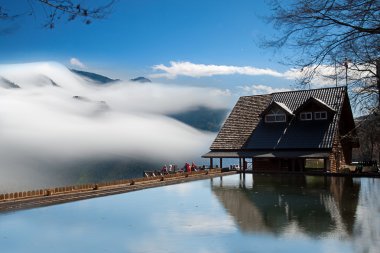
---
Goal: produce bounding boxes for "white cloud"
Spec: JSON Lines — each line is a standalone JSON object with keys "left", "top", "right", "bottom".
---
{"left": 69, "top": 57, "right": 86, "bottom": 68}
{"left": 156, "top": 211, "right": 236, "bottom": 234}
{"left": 0, "top": 61, "right": 231, "bottom": 192}
{"left": 283, "top": 65, "right": 339, "bottom": 87}
{"left": 150, "top": 61, "right": 284, "bottom": 79}
{"left": 283, "top": 63, "right": 376, "bottom": 88}
{"left": 150, "top": 61, "right": 375, "bottom": 90}
{"left": 238, "top": 84, "right": 291, "bottom": 95}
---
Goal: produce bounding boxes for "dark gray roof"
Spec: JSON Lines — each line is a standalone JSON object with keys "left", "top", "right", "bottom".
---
{"left": 259, "top": 101, "right": 294, "bottom": 116}
{"left": 210, "top": 94, "right": 272, "bottom": 150}
{"left": 210, "top": 86, "right": 350, "bottom": 151}
{"left": 293, "top": 96, "right": 336, "bottom": 114}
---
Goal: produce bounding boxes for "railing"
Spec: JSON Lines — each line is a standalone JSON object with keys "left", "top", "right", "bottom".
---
{"left": 0, "top": 168, "right": 223, "bottom": 202}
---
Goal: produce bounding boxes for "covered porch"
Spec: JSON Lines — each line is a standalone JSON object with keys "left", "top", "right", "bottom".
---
{"left": 202, "top": 150, "right": 331, "bottom": 172}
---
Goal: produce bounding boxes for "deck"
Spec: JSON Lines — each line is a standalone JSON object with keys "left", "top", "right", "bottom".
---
{"left": 0, "top": 169, "right": 236, "bottom": 213}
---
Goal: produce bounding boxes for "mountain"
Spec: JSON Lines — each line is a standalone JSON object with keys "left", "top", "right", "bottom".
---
{"left": 130, "top": 76, "right": 151, "bottom": 83}
{"left": 70, "top": 69, "right": 120, "bottom": 84}
{"left": 0, "top": 77, "right": 20, "bottom": 89}
{"left": 169, "top": 106, "right": 228, "bottom": 132}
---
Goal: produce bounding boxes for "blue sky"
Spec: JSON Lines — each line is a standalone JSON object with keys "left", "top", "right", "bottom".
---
{"left": 0, "top": 0, "right": 309, "bottom": 94}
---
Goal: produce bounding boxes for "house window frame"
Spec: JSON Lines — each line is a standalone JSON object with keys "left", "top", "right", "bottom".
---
{"left": 314, "top": 111, "right": 327, "bottom": 120}
{"left": 300, "top": 112, "right": 312, "bottom": 121}
{"left": 265, "top": 113, "right": 286, "bottom": 123}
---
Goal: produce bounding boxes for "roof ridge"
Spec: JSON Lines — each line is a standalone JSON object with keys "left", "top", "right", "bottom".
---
{"left": 271, "top": 86, "right": 346, "bottom": 95}
{"left": 240, "top": 86, "right": 346, "bottom": 98}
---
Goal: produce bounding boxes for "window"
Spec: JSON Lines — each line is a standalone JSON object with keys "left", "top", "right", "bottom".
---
{"left": 300, "top": 112, "right": 312, "bottom": 121}
{"left": 264, "top": 107, "right": 287, "bottom": 123}
{"left": 315, "top": 111, "right": 327, "bottom": 120}
{"left": 265, "top": 114, "right": 286, "bottom": 123}
{"left": 305, "top": 159, "right": 325, "bottom": 170}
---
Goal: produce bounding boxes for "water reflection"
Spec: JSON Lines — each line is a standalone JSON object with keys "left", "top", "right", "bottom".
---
{"left": 0, "top": 175, "right": 379, "bottom": 253}
{"left": 212, "top": 174, "right": 380, "bottom": 253}
{"left": 211, "top": 175, "right": 360, "bottom": 237}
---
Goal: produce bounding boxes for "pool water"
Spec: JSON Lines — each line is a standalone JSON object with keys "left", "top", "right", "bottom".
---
{"left": 0, "top": 174, "right": 379, "bottom": 253}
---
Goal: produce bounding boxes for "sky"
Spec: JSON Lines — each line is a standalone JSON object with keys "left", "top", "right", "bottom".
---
{"left": 0, "top": 0, "right": 313, "bottom": 96}
{"left": 0, "top": 1, "right": 362, "bottom": 191}
{"left": 0, "top": 0, "right": 355, "bottom": 187}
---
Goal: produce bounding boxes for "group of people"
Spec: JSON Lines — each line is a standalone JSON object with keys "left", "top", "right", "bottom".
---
{"left": 161, "top": 162, "right": 198, "bottom": 173}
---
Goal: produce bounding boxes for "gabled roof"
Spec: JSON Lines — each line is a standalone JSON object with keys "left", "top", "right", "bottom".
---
{"left": 293, "top": 96, "right": 336, "bottom": 114}
{"left": 210, "top": 94, "right": 272, "bottom": 150}
{"left": 259, "top": 101, "right": 294, "bottom": 117}
{"left": 209, "top": 86, "right": 353, "bottom": 151}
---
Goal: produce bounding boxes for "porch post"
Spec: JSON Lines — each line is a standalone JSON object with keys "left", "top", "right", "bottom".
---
{"left": 220, "top": 158, "right": 223, "bottom": 169}
{"left": 239, "top": 158, "right": 242, "bottom": 171}
{"left": 210, "top": 158, "right": 213, "bottom": 169}
{"left": 324, "top": 158, "right": 330, "bottom": 172}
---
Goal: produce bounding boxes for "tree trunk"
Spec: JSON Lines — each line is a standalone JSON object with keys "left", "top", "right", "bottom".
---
{"left": 377, "top": 60, "right": 380, "bottom": 108}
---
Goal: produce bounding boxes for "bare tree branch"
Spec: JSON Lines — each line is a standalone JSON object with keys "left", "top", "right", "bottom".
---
{"left": 265, "top": 0, "right": 380, "bottom": 111}
{"left": 0, "top": 0, "right": 117, "bottom": 29}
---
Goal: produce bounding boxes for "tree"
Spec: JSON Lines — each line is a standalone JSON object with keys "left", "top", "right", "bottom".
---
{"left": 0, "top": 0, "right": 116, "bottom": 29}
{"left": 355, "top": 113, "right": 380, "bottom": 161}
{"left": 266, "top": 0, "right": 380, "bottom": 112}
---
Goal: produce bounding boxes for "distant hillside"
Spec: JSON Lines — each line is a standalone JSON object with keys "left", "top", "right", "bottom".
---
{"left": 169, "top": 106, "right": 228, "bottom": 132}
{"left": 0, "top": 77, "right": 20, "bottom": 89}
{"left": 71, "top": 69, "right": 119, "bottom": 84}
{"left": 130, "top": 76, "right": 151, "bottom": 83}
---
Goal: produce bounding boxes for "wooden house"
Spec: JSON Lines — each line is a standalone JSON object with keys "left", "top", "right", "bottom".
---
{"left": 202, "top": 87, "right": 359, "bottom": 173}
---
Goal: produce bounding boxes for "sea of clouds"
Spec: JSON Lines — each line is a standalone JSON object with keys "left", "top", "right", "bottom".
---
{"left": 0, "top": 62, "right": 231, "bottom": 192}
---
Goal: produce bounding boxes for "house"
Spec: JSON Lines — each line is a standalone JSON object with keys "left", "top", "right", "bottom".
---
{"left": 202, "top": 87, "right": 359, "bottom": 173}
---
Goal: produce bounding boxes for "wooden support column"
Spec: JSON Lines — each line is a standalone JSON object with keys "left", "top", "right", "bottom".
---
{"left": 243, "top": 158, "right": 246, "bottom": 172}
{"left": 324, "top": 158, "right": 330, "bottom": 172}
{"left": 210, "top": 158, "right": 213, "bottom": 169}
{"left": 220, "top": 158, "right": 223, "bottom": 169}
{"left": 239, "top": 158, "right": 242, "bottom": 171}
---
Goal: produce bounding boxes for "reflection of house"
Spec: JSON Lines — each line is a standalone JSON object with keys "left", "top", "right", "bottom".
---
{"left": 211, "top": 175, "right": 359, "bottom": 235}
{"left": 203, "top": 87, "right": 358, "bottom": 172}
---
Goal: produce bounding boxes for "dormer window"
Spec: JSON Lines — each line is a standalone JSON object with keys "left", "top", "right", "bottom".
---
{"left": 265, "top": 114, "right": 286, "bottom": 122}
{"left": 261, "top": 101, "right": 293, "bottom": 123}
{"left": 300, "top": 112, "right": 312, "bottom": 121}
{"left": 265, "top": 108, "right": 286, "bottom": 122}
{"left": 315, "top": 111, "right": 327, "bottom": 120}
{"left": 294, "top": 96, "right": 335, "bottom": 122}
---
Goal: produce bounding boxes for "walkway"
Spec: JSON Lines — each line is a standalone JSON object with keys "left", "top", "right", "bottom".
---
{"left": 0, "top": 169, "right": 236, "bottom": 213}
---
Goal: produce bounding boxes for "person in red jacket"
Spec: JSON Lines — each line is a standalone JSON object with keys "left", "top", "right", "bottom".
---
{"left": 185, "top": 163, "right": 191, "bottom": 172}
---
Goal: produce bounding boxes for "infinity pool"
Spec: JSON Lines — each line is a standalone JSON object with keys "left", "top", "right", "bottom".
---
{"left": 0, "top": 174, "right": 379, "bottom": 253}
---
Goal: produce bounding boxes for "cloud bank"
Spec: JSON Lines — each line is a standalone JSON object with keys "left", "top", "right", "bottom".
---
{"left": 150, "top": 61, "right": 284, "bottom": 79}
{"left": 0, "top": 62, "right": 231, "bottom": 192}
{"left": 238, "top": 84, "right": 291, "bottom": 95}
{"left": 151, "top": 61, "right": 368, "bottom": 89}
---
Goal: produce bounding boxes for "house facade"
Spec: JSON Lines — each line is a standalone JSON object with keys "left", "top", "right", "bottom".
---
{"left": 203, "top": 87, "right": 358, "bottom": 173}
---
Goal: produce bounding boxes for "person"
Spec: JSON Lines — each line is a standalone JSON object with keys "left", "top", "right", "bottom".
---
{"left": 168, "top": 164, "right": 173, "bottom": 173}
{"left": 185, "top": 162, "right": 191, "bottom": 172}
{"left": 191, "top": 162, "right": 197, "bottom": 171}
{"left": 161, "top": 165, "right": 168, "bottom": 174}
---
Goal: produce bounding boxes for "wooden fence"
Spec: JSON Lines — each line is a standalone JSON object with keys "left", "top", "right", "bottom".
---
{"left": 0, "top": 169, "right": 222, "bottom": 202}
